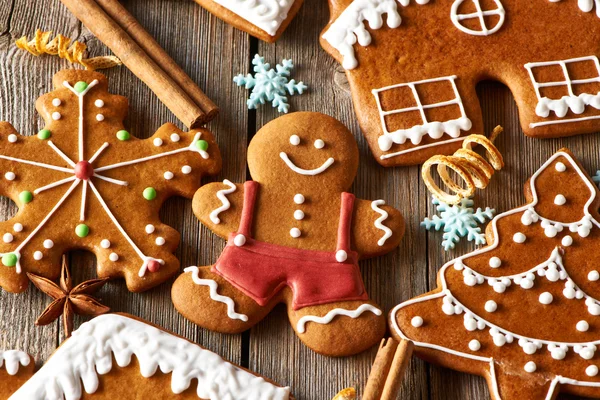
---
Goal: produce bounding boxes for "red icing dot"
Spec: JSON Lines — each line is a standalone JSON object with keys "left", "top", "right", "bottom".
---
{"left": 75, "top": 161, "right": 94, "bottom": 180}
{"left": 147, "top": 260, "right": 161, "bottom": 273}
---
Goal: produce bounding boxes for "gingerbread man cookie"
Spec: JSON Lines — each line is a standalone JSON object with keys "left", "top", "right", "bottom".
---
{"left": 0, "top": 351, "right": 34, "bottom": 399}
{"left": 0, "top": 69, "right": 220, "bottom": 293}
{"left": 172, "top": 112, "right": 404, "bottom": 356}
{"left": 321, "top": 0, "right": 600, "bottom": 166}
{"left": 391, "top": 149, "right": 600, "bottom": 399}
{"left": 10, "top": 313, "right": 291, "bottom": 400}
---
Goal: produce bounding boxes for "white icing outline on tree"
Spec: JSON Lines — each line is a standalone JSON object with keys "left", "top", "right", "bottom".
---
{"left": 391, "top": 151, "right": 600, "bottom": 399}
{"left": 372, "top": 75, "right": 472, "bottom": 154}
{"left": 0, "top": 80, "right": 209, "bottom": 277}
{"left": 526, "top": 56, "right": 600, "bottom": 128}
{"left": 9, "top": 314, "right": 289, "bottom": 400}
{"left": 450, "top": 0, "right": 505, "bottom": 36}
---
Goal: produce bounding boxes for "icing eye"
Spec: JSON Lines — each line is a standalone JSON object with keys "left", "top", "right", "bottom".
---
{"left": 290, "top": 135, "right": 300, "bottom": 146}
{"left": 314, "top": 139, "right": 325, "bottom": 149}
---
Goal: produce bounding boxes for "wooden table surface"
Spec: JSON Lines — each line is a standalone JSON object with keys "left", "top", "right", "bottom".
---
{"left": 0, "top": 0, "right": 597, "bottom": 399}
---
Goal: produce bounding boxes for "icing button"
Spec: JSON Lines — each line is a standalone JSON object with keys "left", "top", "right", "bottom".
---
{"left": 554, "top": 194, "right": 567, "bottom": 206}
{"left": 561, "top": 235, "right": 573, "bottom": 247}
{"left": 294, "top": 194, "right": 305, "bottom": 204}
{"left": 484, "top": 300, "right": 497, "bottom": 312}
{"left": 513, "top": 232, "right": 526, "bottom": 243}
{"left": 290, "top": 135, "right": 300, "bottom": 145}
{"left": 468, "top": 339, "right": 481, "bottom": 351}
{"left": 411, "top": 316, "right": 423, "bottom": 328}
{"left": 577, "top": 320, "right": 590, "bottom": 332}
{"left": 524, "top": 361, "right": 537, "bottom": 373}
{"left": 335, "top": 250, "right": 348, "bottom": 262}
{"left": 234, "top": 234, "right": 246, "bottom": 247}
{"left": 589, "top": 270, "right": 600, "bottom": 281}
{"left": 294, "top": 210, "right": 305, "bottom": 220}
{"left": 555, "top": 162, "right": 566, "bottom": 172}
{"left": 539, "top": 292, "right": 553, "bottom": 305}
{"left": 290, "top": 227, "right": 301, "bottom": 238}
{"left": 489, "top": 257, "right": 502, "bottom": 268}
{"left": 587, "top": 365, "right": 599, "bottom": 377}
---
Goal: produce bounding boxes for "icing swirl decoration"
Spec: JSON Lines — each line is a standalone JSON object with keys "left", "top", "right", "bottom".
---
{"left": 209, "top": 179, "right": 237, "bottom": 224}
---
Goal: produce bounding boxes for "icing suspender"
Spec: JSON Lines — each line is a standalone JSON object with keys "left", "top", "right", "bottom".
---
{"left": 238, "top": 181, "right": 259, "bottom": 237}
{"left": 336, "top": 192, "right": 355, "bottom": 253}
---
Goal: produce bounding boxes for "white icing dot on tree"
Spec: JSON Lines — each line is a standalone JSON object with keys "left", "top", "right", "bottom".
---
{"left": 489, "top": 256, "right": 502, "bottom": 268}
{"left": 52, "top": 112, "right": 61, "bottom": 120}
{"left": 96, "top": 114, "right": 105, "bottom": 121}
{"left": 561, "top": 235, "right": 573, "bottom": 247}
{"left": 2, "top": 233, "right": 13, "bottom": 243}
{"left": 539, "top": 292, "right": 553, "bottom": 305}
{"left": 182, "top": 165, "right": 192, "bottom": 174}
{"left": 153, "top": 138, "right": 163, "bottom": 146}
{"left": 555, "top": 162, "right": 566, "bottom": 172}
{"left": 94, "top": 99, "right": 104, "bottom": 108}
{"left": 468, "top": 339, "right": 481, "bottom": 351}
{"left": 513, "top": 232, "right": 526, "bottom": 243}
{"left": 170, "top": 133, "right": 180, "bottom": 142}
{"left": 163, "top": 171, "right": 174, "bottom": 180}
{"left": 290, "top": 135, "right": 300, "bottom": 145}
{"left": 100, "top": 239, "right": 111, "bottom": 249}
{"left": 12, "top": 223, "right": 22, "bottom": 232}
{"left": 524, "top": 361, "right": 537, "bottom": 373}
{"left": 33, "top": 251, "right": 43, "bottom": 260}
{"left": 52, "top": 98, "right": 61, "bottom": 107}
{"left": 589, "top": 270, "right": 600, "bottom": 281}
{"left": 484, "top": 300, "right": 497, "bottom": 312}
{"left": 294, "top": 210, "right": 304, "bottom": 220}
{"left": 587, "top": 365, "right": 599, "bottom": 377}
{"left": 43, "top": 239, "right": 54, "bottom": 249}
{"left": 7, "top": 134, "right": 17, "bottom": 143}
{"left": 109, "top": 252, "right": 119, "bottom": 261}
{"left": 294, "top": 194, "right": 305, "bottom": 204}
{"left": 155, "top": 237, "right": 165, "bottom": 246}
{"left": 145, "top": 224, "right": 155, "bottom": 234}
{"left": 411, "top": 316, "right": 423, "bottom": 328}
{"left": 577, "top": 320, "right": 590, "bottom": 332}
{"left": 290, "top": 227, "right": 301, "bottom": 238}
{"left": 554, "top": 194, "right": 567, "bottom": 205}
{"left": 4, "top": 172, "right": 15, "bottom": 181}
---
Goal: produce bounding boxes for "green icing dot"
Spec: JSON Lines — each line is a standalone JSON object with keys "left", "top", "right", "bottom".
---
{"left": 19, "top": 191, "right": 33, "bottom": 204}
{"left": 143, "top": 187, "right": 157, "bottom": 200}
{"left": 116, "top": 130, "right": 130, "bottom": 141}
{"left": 74, "top": 81, "right": 89, "bottom": 93}
{"left": 37, "top": 129, "right": 51, "bottom": 140}
{"left": 75, "top": 224, "right": 90, "bottom": 238}
{"left": 2, "top": 253, "right": 17, "bottom": 267}
{"left": 195, "top": 139, "right": 209, "bottom": 152}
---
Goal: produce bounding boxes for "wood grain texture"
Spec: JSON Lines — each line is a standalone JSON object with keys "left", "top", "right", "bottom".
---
{"left": 0, "top": 0, "right": 598, "bottom": 399}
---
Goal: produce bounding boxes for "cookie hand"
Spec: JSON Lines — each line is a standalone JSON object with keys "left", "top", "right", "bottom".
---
{"left": 193, "top": 181, "right": 245, "bottom": 240}
{"left": 351, "top": 198, "right": 405, "bottom": 259}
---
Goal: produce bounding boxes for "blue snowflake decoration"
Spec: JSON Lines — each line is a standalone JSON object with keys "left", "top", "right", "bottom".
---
{"left": 594, "top": 170, "right": 600, "bottom": 185}
{"left": 421, "top": 197, "right": 495, "bottom": 251}
{"left": 233, "top": 54, "right": 307, "bottom": 113}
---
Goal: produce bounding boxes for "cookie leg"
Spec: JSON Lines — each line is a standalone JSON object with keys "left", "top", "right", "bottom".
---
{"left": 171, "top": 265, "right": 274, "bottom": 333}
{"left": 288, "top": 300, "right": 386, "bottom": 356}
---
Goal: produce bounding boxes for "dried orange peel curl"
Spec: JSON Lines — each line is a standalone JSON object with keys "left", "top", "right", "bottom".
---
{"left": 15, "top": 30, "right": 121, "bottom": 70}
{"left": 421, "top": 126, "right": 504, "bottom": 205}
{"left": 332, "top": 388, "right": 356, "bottom": 400}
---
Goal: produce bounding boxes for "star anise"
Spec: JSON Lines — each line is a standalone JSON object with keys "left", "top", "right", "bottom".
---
{"left": 26, "top": 255, "right": 110, "bottom": 337}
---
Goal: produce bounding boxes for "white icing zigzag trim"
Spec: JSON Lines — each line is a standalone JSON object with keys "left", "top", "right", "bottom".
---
{"left": 550, "top": 0, "right": 600, "bottom": 18}
{"left": 322, "top": 0, "right": 430, "bottom": 70}
{"left": 535, "top": 93, "right": 600, "bottom": 119}
{"left": 185, "top": 266, "right": 249, "bottom": 322}
{"left": 371, "top": 200, "right": 392, "bottom": 246}
{"left": 296, "top": 304, "right": 382, "bottom": 334}
{"left": 10, "top": 314, "right": 287, "bottom": 400}
{"left": 210, "top": 180, "right": 237, "bottom": 224}
{"left": 211, "top": 0, "right": 295, "bottom": 36}
{"left": 0, "top": 350, "right": 29, "bottom": 376}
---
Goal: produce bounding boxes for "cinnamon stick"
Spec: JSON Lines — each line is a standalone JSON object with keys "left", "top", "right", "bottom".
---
{"left": 363, "top": 338, "right": 414, "bottom": 400}
{"left": 94, "top": 0, "right": 218, "bottom": 123}
{"left": 380, "top": 339, "right": 414, "bottom": 400}
{"left": 59, "top": 0, "right": 218, "bottom": 128}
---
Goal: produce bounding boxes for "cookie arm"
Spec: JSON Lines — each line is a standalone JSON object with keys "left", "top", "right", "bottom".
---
{"left": 351, "top": 198, "right": 405, "bottom": 259}
{"left": 192, "top": 180, "right": 244, "bottom": 240}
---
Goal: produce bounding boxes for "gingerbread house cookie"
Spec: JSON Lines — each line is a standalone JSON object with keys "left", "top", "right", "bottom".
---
{"left": 321, "top": 0, "right": 600, "bottom": 166}
{"left": 192, "top": 0, "right": 304, "bottom": 42}
{"left": 391, "top": 149, "right": 600, "bottom": 399}
{"left": 0, "top": 350, "right": 34, "bottom": 399}
{"left": 172, "top": 112, "right": 405, "bottom": 356}
{"left": 10, "top": 313, "right": 291, "bottom": 399}
{"left": 0, "top": 69, "right": 221, "bottom": 293}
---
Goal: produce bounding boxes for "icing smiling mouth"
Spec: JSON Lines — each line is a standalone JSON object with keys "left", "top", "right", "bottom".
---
{"left": 279, "top": 152, "right": 335, "bottom": 176}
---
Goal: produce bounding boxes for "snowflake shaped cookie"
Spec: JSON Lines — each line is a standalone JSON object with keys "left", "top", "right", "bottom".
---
{"left": 422, "top": 197, "right": 495, "bottom": 251}
{"left": 0, "top": 69, "right": 220, "bottom": 293}
{"left": 233, "top": 54, "right": 307, "bottom": 113}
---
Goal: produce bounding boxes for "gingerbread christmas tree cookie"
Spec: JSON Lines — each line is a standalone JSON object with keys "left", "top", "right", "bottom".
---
{"left": 172, "top": 112, "right": 404, "bottom": 356}
{"left": 391, "top": 149, "right": 600, "bottom": 399}
{"left": 0, "top": 69, "right": 220, "bottom": 293}
{"left": 321, "top": 0, "right": 600, "bottom": 166}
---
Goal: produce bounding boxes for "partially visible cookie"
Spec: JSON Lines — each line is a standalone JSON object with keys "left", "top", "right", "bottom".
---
{"left": 0, "top": 350, "right": 34, "bottom": 399}
{"left": 193, "top": 0, "right": 304, "bottom": 42}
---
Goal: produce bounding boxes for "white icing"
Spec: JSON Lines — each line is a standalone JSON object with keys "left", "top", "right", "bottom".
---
{"left": 96, "top": 114, "right": 104, "bottom": 121}
{"left": 210, "top": 180, "right": 237, "bottom": 224}
{"left": 539, "top": 292, "right": 554, "bottom": 304}
{"left": 371, "top": 200, "right": 393, "bottom": 246}
{"left": 9, "top": 314, "right": 288, "bottom": 400}
{"left": 469, "top": 339, "right": 481, "bottom": 351}
{"left": 391, "top": 152, "right": 600, "bottom": 393}
{"left": 556, "top": 162, "right": 567, "bottom": 172}
{"left": 550, "top": 0, "right": 600, "bottom": 18}
{"left": 100, "top": 239, "right": 111, "bottom": 249}
{"left": 296, "top": 304, "right": 382, "bottom": 334}
{"left": 13, "top": 223, "right": 22, "bottom": 232}
{"left": 314, "top": 139, "right": 324, "bottom": 149}
{"left": 554, "top": 194, "right": 567, "bottom": 205}
{"left": 513, "top": 232, "right": 526, "bottom": 243}
{"left": 182, "top": 165, "right": 192, "bottom": 174}
{"left": 234, "top": 234, "right": 246, "bottom": 247}
{"left": 63, "top": 79, "right": 99, "bottom": 161}
{"left": 372, "top": 76, "right": 472, "bottom": 151}
{"left": 5, "top": 172, "right": 15, "bottom": 181}
{"left": 561, "top": 235, "right": 573, "bottom": 247}
{"left": 0, "top": 350, "right": 29, "bottom": 375}
{"left": 163, "top": 171, "right": 174, "bottom": 180}
{"left": 33, "top": 251, "right": 43, "bottom": 260}
{"left": 279, "top": 152, "right": 334, "bottom": 175}
{"left": 52, "top": 98, "right": 61, "bottom": 107}
{"left": 94, "top": 99, "right": 104, "bottom": 107}
{"left": 3, "top": 233, "right": 13, "bottom": 243}
{"left": 484, "top": 300, "right": 497, "bottom": 312}
{"left": 211, "top": 0, "right": 295, "bottom": 36}
{"left": 411, "top": 316, "right": 424, "bottom": 327}
{"left": 293, "top": 210, "right": 304, "bottom": 220}
{"left": 589, "top": 270, "right": 600, "bottom": 281}
{"left": 450, "top": 0, "right": 505, "bottom": 36}
{"left": 52, "top": 112, "right": 61, "bottom": 121}
{"left": 153, "top": 138, "right": 163, "bottom": 147}
{"left": 380, "top": 137, "right": 465, "bottom": 160}
{"left": 155, "top": 237, "right": 165, "bottom": 246}
{"left": 587, "top": 365, "right": 599, "bottom": 377}
{"left": 577, "top": 321, "right": 590, "bottom": 332}
{"left": 145, "top": 224, "right": 155, "bottom": 234}
{"left": 290, "top": 227, "right": 301, "bottom": 238}
{"left": 488, "top": 257, "right": 501, "bottom": 269}
{"left": 170, "top": 133, "right": 180, "bottom": 142}
{"left": 7, "top": 134, "right": 17, "bottom": 143}
{"left": 109, "top": 252, "right": 119, "bottom": 262}
{"left": 336, "top": 250, "right": 348, "bottom": 262}
{"left": 294, "top": 194, "right": 305, "bottom": 204}
{"left": 524, "top": 361, "right": 537, "bottom": 373}
{"left": 289, "top": 135, "right": 300, "bottom": 146}
{"left": 185, "top": 266, "right": 249, "bottom": 322}
{"left": 322, "top": 0, "right": 430, "bottom": 69}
